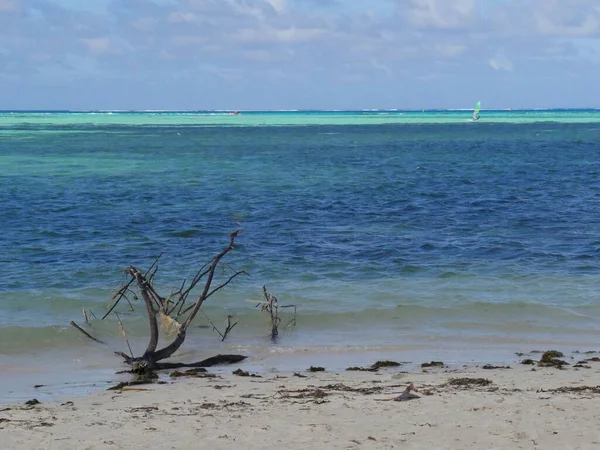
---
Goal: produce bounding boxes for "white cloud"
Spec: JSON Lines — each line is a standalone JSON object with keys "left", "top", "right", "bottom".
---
{"left": 233, "top": 25, "right": 328, "bottom": 44}
{"left": 489, "top": 51, "right": 514, "bottom": 72}
{"left": 395, "top": 0, "right": 479, "bottom": 30}
{"left": 242, "top": 49, "right": 275, "bottom": 62}
{"left": 371, "top": 59, "right": 392, "bottom": 76}
{"left": 265, "top": 0, "right": 286, "bottom": 14}
{"left": 1, "top": 0, "right": 599, "bottom": 109}
{"left": 223, "top": 0, "right": 270, "bottom": 21}
{"left": 81, "top": 37, "right": 112, "bottom": 54}
{"left": 533, "top": 1, "right": 600, "bottom": 37}
{"left": 167, "top": 11, "right": 197, "bottom": 23}
{"left": 80, "top": 37, "right": 131, "bottom": 55}
{"left": 434, "top": 43, "right": 467, "bottom": 57}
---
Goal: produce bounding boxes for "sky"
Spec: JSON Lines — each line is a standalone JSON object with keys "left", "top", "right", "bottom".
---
{"left": 0, "top": 0, "right": 599, "bottom": 110}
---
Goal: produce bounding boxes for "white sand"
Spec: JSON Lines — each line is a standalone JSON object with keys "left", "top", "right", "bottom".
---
{"left": 2, "top": 363, "right": 600, "bottom": 449}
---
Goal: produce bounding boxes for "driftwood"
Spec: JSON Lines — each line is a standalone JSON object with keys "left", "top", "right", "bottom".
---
{"left": 257, "top": 286, "right": 296, "bottom": 342}
{"left": 70, "top": 321, "right": 105, "bottom": 345}
{"left": 103, "top": 230, "right": 248, "bottom": 370}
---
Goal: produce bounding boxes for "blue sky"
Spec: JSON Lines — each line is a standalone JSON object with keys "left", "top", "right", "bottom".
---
{"left": 1, "top": 0, "right": 599, "bottom": 110}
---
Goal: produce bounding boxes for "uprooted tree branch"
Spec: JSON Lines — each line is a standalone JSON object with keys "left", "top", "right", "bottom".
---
{"left": 101, "top": 230, "right": 248, "bottom": 371}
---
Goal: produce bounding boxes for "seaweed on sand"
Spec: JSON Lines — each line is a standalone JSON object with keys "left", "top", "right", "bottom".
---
{"left": 538, "top": 350, "right": 569, "bottom": 369}
{"left": 446, "top": 378, "right": 492, "bottom": 388}
{"left": 347, "top": 360, "right": 402, "bottom": 372}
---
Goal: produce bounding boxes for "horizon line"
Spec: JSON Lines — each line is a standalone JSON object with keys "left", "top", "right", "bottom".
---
{"left": 1, "top": 107, "right": 599, "bottom": 113}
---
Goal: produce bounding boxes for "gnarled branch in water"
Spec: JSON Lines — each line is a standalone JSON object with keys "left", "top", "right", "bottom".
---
{"left": 104, "top": 230, "right": 249, "bottom": 370}
{"left": 257, "top": 286, "right": 297, "bottom": 343}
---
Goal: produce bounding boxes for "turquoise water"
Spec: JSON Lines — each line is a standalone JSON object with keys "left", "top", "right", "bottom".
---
{"left": 1, "top": 110, "right": 600, "bottom": 391}
{"left": 3, "top": 109, "right": 600, "bottom": 127}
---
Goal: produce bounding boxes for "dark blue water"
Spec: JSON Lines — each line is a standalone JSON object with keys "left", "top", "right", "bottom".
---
{"left": 1, "top": 119, "right": 600, "bottom": 363}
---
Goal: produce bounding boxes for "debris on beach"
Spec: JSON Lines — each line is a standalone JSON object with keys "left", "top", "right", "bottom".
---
{"left": 577, "top": 357, "right": 600, "bottom": 364}
{"left": 107, "top": 380, "right": 154, "bottom": 391}
{"left": 347, "top": 366, "right": 378, "bottom": 372}
{"left": 574, "top": 356, "right": 600, "bottom": 369}
{"left": 170, "top": 368, "right": 217, "bottom": 378}
{"left": 538, "top": 350, "right": 569, "bottom": 369}
{"left": 573, "top": 363, "right": 591, "bottom": 369}
{"left": 446, "top": 378, "right": 492, "bottom": 388}
{"left": 173, "top": 367, "right": 206, "bottom": 374}
{"left": 518, "top": 350, "right": 569, "bottom": 368}
{"left": 421, "top": 361, "right": 445, "bottom": 368}
{"left": 276, "top": 388, "right": 329, "bottom": 401}
{"left": 318, "top": 383, "right": 387, "bottom": 395}
{"left": 308, "top": 366, "right": 325, "bottom": 372}
{"left": 24, "top": 399, "right": 40, "bottom": 406}
{"left": 347, "top": 360, "right": 402, "bottom": 372}
{"left": 232, "top": 368, "right": 261, "bottom": 377}
{"left": 375, "top": 383, "right": 420, "bottom": 402}
{"left": 371, "top": 360, "right": 402, "bottom": 370}
{"left": 0, "top": 417, "right": 54, "bottom": 428}
{"left": 541, "top": 350, "right": 563, "bottom": 359}
{"left": 540, "top": 385, "right": 600, "bottom": 395}
{"left": 482, "top": 364, "right": 511, "bottom": 370}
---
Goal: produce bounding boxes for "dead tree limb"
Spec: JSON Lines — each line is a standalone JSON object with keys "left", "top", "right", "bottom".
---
{"left": 102, "top": 253, "right": 162, "bottom": 320}
{"left": 198, "top": 308, "right": 225, "bottom": 340}
{"left": 70, "top": 321, "right": 106, "bottom": 345}
{"left": 115, "top": 312, "right": 133, "bottom": 359}
{"left": 146, "top": 354, "right": 247, "bottom": 370}
{"left": 222, "top": 315, "right": 238, "bottom": 341}
{"left": 104, "top": 230, "right": 248, "bottom": 370}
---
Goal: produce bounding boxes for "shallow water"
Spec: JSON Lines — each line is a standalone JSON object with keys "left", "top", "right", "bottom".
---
{"left": 1, "top": 110, "right": 600, "bottom": 401}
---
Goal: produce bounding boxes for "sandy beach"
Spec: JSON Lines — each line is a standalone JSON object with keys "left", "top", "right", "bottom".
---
{"left": 2, "top": 354, "right": 600, "bottom": 450}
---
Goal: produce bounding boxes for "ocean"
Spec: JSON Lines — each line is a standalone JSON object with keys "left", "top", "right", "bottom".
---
{"left": 1, "top": 110, "right": 600, "bottom": 401}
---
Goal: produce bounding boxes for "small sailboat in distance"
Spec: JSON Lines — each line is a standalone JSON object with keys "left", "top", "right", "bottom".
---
{"left": 472, "top": 101, "right": 481, "bottom": 121}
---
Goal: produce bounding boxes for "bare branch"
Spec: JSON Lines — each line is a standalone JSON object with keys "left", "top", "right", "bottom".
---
{"left": 222, "top": 315, "right": 238, "bottom": 342}
{"left": 102, "top": 280, "right": 134, "bottom": 320}
{"left": 198, "top": 308, "right": 224, "bottom": 340}
{"left": 116, "top": 312, "right": 134, "bottom": 359}
{"left": 123, "top": 293, "right": 136, "bottom": 312}
{"left": 102, "top": 253, "right": 163, "bottom": 320}
{"left": 70, "top": 321, "right": 106, "bottom": 345}
{"left": 206, "top": 270, "right": 250, "bottom": 300}
{"left": 178, "top": 269, "right": 248, "bottom": 317}
{"left": 127, "top": 266, "right": 160, "bottom": 357}
{"left": 281, "top": 305, "right": 297, "bottom": 329}
{"left": 180, "top": 230, "right": 241, "bottom": 331}
{"left": 100, "top": 231, "right": 247, "bottom": 369}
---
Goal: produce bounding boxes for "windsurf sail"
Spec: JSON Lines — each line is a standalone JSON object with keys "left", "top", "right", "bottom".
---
{"left": 472, "top": 101, "right": 481, "bottom": 121}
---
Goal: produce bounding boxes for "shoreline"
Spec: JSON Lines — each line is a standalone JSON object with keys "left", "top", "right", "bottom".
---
{"left": 1, "top": 345, "right": 597, "bottom": 404}
{"left": 2, "top": 356, "right": 600, "bottom": 449}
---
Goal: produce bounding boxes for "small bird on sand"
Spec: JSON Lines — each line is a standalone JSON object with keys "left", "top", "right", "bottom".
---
{"left": 376, "top": 383, "right": 420, "bottom": 402}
